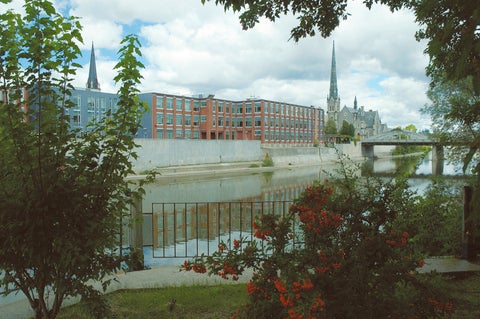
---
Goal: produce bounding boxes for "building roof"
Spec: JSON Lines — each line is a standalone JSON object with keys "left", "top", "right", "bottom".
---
{"left": 86, "top": 42, "right": 100, "bottom": 91}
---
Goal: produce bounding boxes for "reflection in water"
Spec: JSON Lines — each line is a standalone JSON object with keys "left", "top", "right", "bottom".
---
{"left": 141, "top": 153, "right": 457, "bottom": 266}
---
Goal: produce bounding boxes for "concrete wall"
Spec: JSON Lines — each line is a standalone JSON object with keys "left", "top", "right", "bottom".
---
{"left": 262, "top": 146, "right": 321, "bottom": 166}
{"left": 132, "top": 139, "right": 262, "bottom": 171}
{"left": 132, "top": 139, "right": 394, "bottom": 172}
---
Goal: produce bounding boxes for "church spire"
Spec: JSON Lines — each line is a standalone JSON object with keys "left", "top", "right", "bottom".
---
{"left": 86, "top": 42, "right": 100, "bottom": 90}
{"left": 328, "top": 41, "right": 338, "bottom": 100}
{"left": 354, "top": 96, "right": 358, "bottom": 110}
{"left": 326, "top": 41, "right": 340, "bottom": 120}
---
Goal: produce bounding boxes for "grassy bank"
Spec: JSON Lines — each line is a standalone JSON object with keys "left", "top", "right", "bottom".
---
{"left": 57, "top": 284, "right": 247, "bottom": 319}
{"left": 56, "top": 273, "right": 480, "bottom": 318}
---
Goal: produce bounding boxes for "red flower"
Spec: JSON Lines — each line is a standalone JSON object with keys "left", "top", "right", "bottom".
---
{"left": 233, "top": 239, "right": 241, "bottom": 249}
{"left": 279, "top": 293, "right": 295, "bottom": 307}
{"left": 274, "top": 278, "right": 287, "bottom": 293}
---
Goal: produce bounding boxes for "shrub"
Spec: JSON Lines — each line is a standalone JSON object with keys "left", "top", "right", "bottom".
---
{"left": 182, "top": 160, "right": 453, "bottom": 318}
{"left": 262, "top": 154, "right": 274, "bottom": 167}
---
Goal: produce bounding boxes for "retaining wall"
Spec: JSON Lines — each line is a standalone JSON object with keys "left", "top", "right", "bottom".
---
{"left": 132, "top": 139, "right": 393, "bottom": 171}
{"left": 132, "top": 139, "right": 262, "bottom": 172}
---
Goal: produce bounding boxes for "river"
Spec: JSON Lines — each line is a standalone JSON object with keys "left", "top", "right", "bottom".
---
{"left": 137, "top": 151, "right": 463, "bottom": 267}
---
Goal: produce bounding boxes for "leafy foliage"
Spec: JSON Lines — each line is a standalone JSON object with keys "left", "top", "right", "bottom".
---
{"left": 0, "top": 1, "right": 147, "bottom": 318}
{"left": 339, "top": 119, "right": 354, "bottom": 137}
{"left": 324, "top": 117, "right": 337, "bottom": 135}
{"left": 182, "top": 158, "right": 453, "bottom": 318}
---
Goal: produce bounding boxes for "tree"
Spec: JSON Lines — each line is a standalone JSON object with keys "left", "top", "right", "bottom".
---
{"left": 201, "top": 0, "right": 479, "bottom": 92}
{"left": 423, "top": 74, "right": 480, "bottom": 173}
{"left": 324, "top": 117, "right": 337, "bottom": 135}
{"left": 404, "top": 124, "right": 417, "bottom": 133}
{"left": 0, "top": 1, "right": 147, "bottom": 318}
{"left": 339, "top": 119, "right": 355, "bottom": 137}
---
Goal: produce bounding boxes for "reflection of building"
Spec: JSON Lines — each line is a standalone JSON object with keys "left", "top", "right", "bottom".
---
{"left": 326, "top": 42, "right": 387, "bottom": 139}
{"left": 150, "top": 180, "right": 314, "bottom": 253}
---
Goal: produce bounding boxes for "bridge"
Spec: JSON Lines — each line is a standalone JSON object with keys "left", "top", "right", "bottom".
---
{"left": 361, "top": 130, "right": 444, "bottom": 174}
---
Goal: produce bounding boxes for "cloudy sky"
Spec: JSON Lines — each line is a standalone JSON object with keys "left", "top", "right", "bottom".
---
{"left": 4, "top": 0, "right": 432, "bottom": 130}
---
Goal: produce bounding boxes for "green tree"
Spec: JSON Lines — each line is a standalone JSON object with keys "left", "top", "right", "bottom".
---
{"left": 324, "top": 117, "right": 337, "bottom": 135}
{"left": 0, "top": 1, "right": 147, "bottom": 318}
{"left": 201, "top": 0, "right": 479, "bottom": 92}
{"left": 339, "top": 119, "right": 355, "bottom": 137}
{"left": 404, "top": 124, "right": 417, "bottom": 133}
{"left": 423, "top": 74, "right": 480, "bottom": 173}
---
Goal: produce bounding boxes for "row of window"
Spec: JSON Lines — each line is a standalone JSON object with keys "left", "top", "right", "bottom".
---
{"left": 156, "top": 95, "right": 317, "bottom": 118}
{"left": 155, "top": 128, "right": 314, "bottom": 142}
{"left": 156, "top": 113, "right": 320, "bottom": 130}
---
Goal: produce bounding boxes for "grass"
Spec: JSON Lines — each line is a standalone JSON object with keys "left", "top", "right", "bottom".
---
{"left": 56, "top": 273, "right": 480, "bottom": 318}
{"left": 57, "top": 284, "right": 247, "bottom": 319}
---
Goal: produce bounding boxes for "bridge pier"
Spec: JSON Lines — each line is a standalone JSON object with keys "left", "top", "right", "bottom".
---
{"left": 432, "top": 145, "right": 444, "bottom": 175}
{"left": 361, "top": 144, "right": 374, "bottom": 158}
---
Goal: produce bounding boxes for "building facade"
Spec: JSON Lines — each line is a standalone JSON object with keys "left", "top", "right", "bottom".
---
{"left": 139, "top": 93, "right": 325, "bottom": 145}
{"left": 65, "top": 44, "right": 326, "bottom": 145}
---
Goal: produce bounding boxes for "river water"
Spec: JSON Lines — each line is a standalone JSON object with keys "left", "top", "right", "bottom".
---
{"left": 138, "top": 151, "right": 463, "bottom": 267}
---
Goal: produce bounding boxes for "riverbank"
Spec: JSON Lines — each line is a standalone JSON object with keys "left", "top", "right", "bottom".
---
{"left": 3, "top": 257, "right": 480, "bottom": 319}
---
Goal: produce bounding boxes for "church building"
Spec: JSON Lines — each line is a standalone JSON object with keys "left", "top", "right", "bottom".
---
{"left": 326, "top": 42, "right": 387, "bottom": 139}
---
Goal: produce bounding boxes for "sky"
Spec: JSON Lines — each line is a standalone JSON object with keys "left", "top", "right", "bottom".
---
{"left": 3, "top": 0, "right": 432, "bottom": 130}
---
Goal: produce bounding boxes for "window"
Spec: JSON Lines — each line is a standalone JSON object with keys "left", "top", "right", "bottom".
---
{"left": 156, "top": 113, "right": 164, "bottom": 125}
{"left": 235, "top": 104, "right": 243, "bottom": 114}
{"left": 185, "top": 115, "right": 191, "bottom": 125}
{"left": 176, "top": 129, "right": 183, "bottom": 138}
{"left": 166, "top": 114, "right": 173, "bottom": 125}
{"left": 218, "top": 102, "right": 224, "bottom": 113}
{"left": 185, "top": 99, "right": 192, "bottom": 111}
{"left": 218, "top": 117, "right": 224, "bottom": 126}
{"left": 194, "top": 101, "right": 200, "bottom": 111}
{"left": 176, "top": 114, "right": 183, "bottom": 126}
{"left": 245, "top": 118, "right": 252, "bottom": 127}
{"left": 156, "top": 96, "right": 163, "bottom": 108}
{"left": 193, "top": 115, "right": 199, "bottom": 126}
{"left": 156, "top": 129, "right": 164, "bottom": 138}
{"left": 201, "top": 115, "right": 206, "bottom": 122}
{"left": 255, "top": 117, "right": 262, "bottom": 127}
{"left": 87, "top": 97, "right": 95, "bottom": 111}
{"left": 245, "top": 103, "right": 252, "bottom": 114}
{"left": 255, "top": 102, "right": 261, "bottom": 112}
{"left": 167, "top": 129, "right": 174, "bottom": 139}
{"left": 166, "top": 97, "right": 173, "bottom": 110}
{"left": 176, "top": 99, "right": 182, "bottom": 110}
{"left": 185, "top": 130, "right": 191, "bottom": 138}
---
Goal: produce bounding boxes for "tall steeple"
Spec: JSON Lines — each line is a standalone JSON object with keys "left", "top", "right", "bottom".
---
{"left": 327, "top": 41, "right": 340, "bottom": 122}
{"left": 328, "top": 41, "right": 338, "bottom": 100}
{"left": 86, "top": 42, "right": 100, "bottom": 91}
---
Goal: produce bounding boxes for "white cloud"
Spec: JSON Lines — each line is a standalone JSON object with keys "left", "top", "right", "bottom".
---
{"left": 14, "top": 0, "right": 431, "bottom": 130}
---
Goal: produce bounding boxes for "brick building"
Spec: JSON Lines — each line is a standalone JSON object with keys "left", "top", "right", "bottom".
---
{"left": 64, "top": 44, "right": 325, "bottom": 145}
{"left": 139, "top": 93, "right": 325, "bottom": 145}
